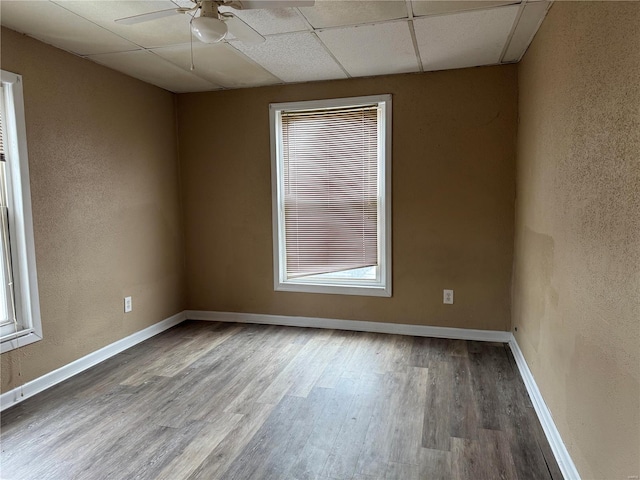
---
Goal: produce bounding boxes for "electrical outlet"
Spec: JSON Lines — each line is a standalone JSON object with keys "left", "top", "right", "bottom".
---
{"left": 443, "top": 289, "right": 454, "bottom": 305}
{"left": 124, "top": 296, "right": 132, "bottom": 313}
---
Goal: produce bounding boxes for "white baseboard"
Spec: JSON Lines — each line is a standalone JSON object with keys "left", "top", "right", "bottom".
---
{"left": 508, "top": 336, "right": 581, "bottom": 480}
{"left": 0, "top": 311, "right": 186, "bottom": 411}
{"left": 184, "top": 310, "right": 513, "bottom": 343}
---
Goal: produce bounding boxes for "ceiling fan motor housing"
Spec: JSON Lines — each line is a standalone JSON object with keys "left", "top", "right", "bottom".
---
{"left": 201, "top": 0, "right": 219, "bottom": 17}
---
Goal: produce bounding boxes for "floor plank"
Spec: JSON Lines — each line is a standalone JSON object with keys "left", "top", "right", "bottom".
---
{"left": 354, "top": 373, "right": 403, "bottom": 478}
{"left": 320, "top": 373, "right": 383, "bottom": 479}
{"left": 422, "top": 359, "right": 453, "bottom": 451}
{"left": 388, "top": 366, "right": 429, "bottom": 465}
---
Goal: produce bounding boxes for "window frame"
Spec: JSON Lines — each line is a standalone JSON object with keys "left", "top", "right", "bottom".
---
{"left": 0, "top": 69, "right": 42, "bottom": 353}
{"left": 269, "top": 94, "right": 392, "bottom": 297}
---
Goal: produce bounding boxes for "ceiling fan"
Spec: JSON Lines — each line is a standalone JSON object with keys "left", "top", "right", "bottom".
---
{"left": 114, "top": 0, "right": 315, "bottom": 45}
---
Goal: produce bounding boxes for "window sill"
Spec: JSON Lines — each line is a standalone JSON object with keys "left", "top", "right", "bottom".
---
{"left": 275, "top": 281, "right": 391, "bottom": 297}
{"left": 1, "top": 330, "right": 42, "bottom": 353}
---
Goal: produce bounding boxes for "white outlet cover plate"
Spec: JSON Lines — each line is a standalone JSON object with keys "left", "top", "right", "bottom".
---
{"left": 124, "top": 296, "right": 132, "bottom": 313}
{"left": 443, "top": 289, "right": 454, "bottom": 304}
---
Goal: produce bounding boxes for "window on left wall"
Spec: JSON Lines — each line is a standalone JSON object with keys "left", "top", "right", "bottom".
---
{"left": 0, "top": 70, "right": 42, "bottom": 353}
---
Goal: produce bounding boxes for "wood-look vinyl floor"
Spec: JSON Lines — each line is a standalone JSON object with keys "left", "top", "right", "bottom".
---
{"left": 0, "top": 321, "right": 563, "bottom": 480}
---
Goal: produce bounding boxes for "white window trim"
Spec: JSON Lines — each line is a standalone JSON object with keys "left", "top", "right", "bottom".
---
{"left": 1, "top": 70, "right": 42, "bottom": 353}
{"left": 269, "top": 94, "right": 392, "bottom": 297}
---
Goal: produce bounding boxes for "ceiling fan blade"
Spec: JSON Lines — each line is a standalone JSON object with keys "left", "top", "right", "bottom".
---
{"left": 224, "top": 14, "right": 265, "bottom": 44}
{"left": 229, "top": 0, "right": 315, "bottom": 10}
{"left": 114, "top": 8, "right": 181, "bottom": 25}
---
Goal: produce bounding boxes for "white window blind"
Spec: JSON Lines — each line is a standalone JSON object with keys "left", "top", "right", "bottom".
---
{"left": 0, "top": 85, "right": 16, "bottom": 331}
{"left": 281, "top": 105, "right": 379, "bottom": 279}
{"left": 0, "top": 164, "right": 15, "bottom": 330}
{"left": 0, "top": 89, "right": 5, "bottom": 162}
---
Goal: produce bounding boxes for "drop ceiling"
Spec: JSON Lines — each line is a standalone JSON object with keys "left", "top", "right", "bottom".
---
{"left": 0, "top": 0, "right": 552, "bottom": 93}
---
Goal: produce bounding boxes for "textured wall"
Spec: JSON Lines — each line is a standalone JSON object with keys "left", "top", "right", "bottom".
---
{"left": 0, "top": 28, "right": 186, "bottom": 392}
{"left": 513, "top": 2, "right": 640, "bottom": 479}
{"left": 178, "top": 66, "right": 517, "bottom": 330}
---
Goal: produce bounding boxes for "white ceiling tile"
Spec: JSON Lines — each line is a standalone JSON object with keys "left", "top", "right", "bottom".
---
{"left": 152, "top": 42, "right": 281, "bottom": 88}
{"left": 87, "top": 50, "right": 219, "bottom": 92}
{"left": 299, "top": 0, "right": 407, "bottom": 29}
{"left": 411, "top": 0, "right": 520, "bottom": 17}
{"left": 0, "top": 1, "right": 139, "bottom": 55}
{"left": 218, "top": 6, "right": 309, "bottom": 35}
{"left": 503, "top": 1, "right": 549, "bottom": 62}
{"left": 317, "top": 21, "right": 418, "bottom": 77}
{"left": 414, "top": 5, "right": 519, "bottom": 71}
{"left": 57, "top": 1, "right": 193, "bottom": 48}
{"left": 231, "top": 32, "right": 348, "bottom": 83}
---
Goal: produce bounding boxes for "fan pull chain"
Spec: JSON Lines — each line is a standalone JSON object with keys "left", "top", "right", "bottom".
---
{"left": 189, "top": 14, "right": 196, "bottom": 71}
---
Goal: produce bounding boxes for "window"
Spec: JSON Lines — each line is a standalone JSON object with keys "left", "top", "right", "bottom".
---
{"left": 270, "top": 95, "right": 392, "bottom": 297}
{"left": 0, "top": 70, "right": 42, "bottom": 353}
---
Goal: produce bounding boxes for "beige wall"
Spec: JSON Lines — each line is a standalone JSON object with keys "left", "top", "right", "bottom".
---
{"left": 0, "top": 28, "right": 186, "bottom": 392}
{"left": 513, "top": 3, "right": 640, "bottom": 479}
{"left": 178, "top": 66, "right": 517, "bottom": 330}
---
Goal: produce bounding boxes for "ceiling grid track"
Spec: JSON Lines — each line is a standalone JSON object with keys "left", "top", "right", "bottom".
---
{"left": 311, "top": 31, "right": 352, "bottom": 79}
{"left": 405, "top": 0, "right": 424, "bottom": 73}
{"left": 499, "top": 0, "right": 528, "bottom": 63}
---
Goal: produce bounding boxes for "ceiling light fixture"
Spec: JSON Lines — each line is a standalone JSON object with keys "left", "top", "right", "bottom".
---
{"left": 191, "top": 16, "right": 228, "bottom": 43}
